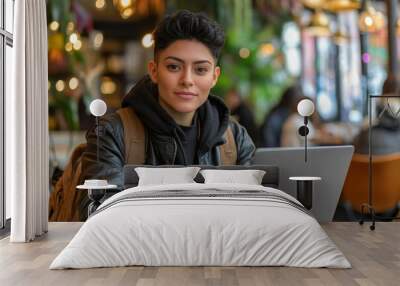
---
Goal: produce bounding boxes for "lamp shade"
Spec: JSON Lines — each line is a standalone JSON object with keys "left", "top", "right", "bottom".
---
{"left": 113, "top": 0, "right": 135, "bottom": 19}
{"left": 305, "top": 10, "right": 331, "bottom": 37}
{"left": 301, "top": 0, "right": 324, "bottom": 9}
{"left": 90, "top": 99, "right": 107, "bottom": 117}
{"left": 359, "top": 4, "right": 384, "bottom": 33}
{"left": 323, "top": 0, "right": 360, "bottom": 12}
{"left": 333, "top": 29, "right": 349, "bottom": 45}
{"left": 297, "top": 99, "right": 315, "bottom": 117}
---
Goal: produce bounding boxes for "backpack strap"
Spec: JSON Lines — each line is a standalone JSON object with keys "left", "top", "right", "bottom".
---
{"left": 220, "top": 125, "right": 237, "bottom": 165}
{"left": 117, "top": 107, "right": 237, "bottom": 165}
{"left": 116, "top": 107, "right": 146, "bottom": 165}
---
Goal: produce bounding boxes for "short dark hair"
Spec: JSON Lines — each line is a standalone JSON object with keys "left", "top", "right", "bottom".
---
{"left": 152, "top": 10, "right": 225, "bottom": 61}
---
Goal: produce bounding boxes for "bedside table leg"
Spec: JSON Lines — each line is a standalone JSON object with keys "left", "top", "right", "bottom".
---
{"left": 88, "top": 201, "right": 101, "bottom": 217}
{"left": 297, "top": 181, "right": 313, "bottom": 210}
{"left": 87, "top": 189, "right": 106, "bottom": 217}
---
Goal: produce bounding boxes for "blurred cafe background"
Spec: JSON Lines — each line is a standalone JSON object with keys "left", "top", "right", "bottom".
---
{"left": 46, "top": 0, "right": 400, "bottom": 220}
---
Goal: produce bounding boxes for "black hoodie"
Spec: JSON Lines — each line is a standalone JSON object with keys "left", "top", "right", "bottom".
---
{"left": 121, "top": 75, "right": 231, "bottom": 163}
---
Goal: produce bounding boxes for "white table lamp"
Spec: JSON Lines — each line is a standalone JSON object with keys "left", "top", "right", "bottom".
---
{"left": 297, "top": 99, "right": 314, "bottom": 117}
{"left": 77, "top": 99, "right": 115, "bottom": 217}
{"left": 89, "top": 99, "right": 107, "bottom": 163}
{"left": 90, "top": 99, "right": 107, "bottom": 117}
{"left": 297, "top": 99, "right": 315, "bottom": 162}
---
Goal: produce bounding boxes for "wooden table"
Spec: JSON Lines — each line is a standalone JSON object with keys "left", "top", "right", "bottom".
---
{"left": 1, "top": 222, "right": 399, "bottom": 286}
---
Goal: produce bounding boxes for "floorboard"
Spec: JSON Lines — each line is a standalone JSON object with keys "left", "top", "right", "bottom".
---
{"left": 0, "top": 222, "right": 399, "bottom": 286}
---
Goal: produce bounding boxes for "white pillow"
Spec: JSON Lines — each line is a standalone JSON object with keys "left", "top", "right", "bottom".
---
{"left": 200, "top": 169, "right": 266, "bottom": 185}
{"left": 135, "top": 167, "right": 201, "bottom": 186}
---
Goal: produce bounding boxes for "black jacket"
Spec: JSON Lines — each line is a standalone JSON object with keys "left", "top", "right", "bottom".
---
{"left": 80, "top": 76, "right": 255, "bottom": 189}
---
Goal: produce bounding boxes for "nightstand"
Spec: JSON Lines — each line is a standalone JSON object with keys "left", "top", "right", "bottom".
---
{"left": 77, "top": 182, "right": 117, "bottom": 217}
{"left": 289, "top": 176, "right": 321, "bottom": 210}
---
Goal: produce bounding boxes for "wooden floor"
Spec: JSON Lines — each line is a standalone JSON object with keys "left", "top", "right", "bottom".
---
{"left": 0, "top": 222, "right": 399, "bottom": 286}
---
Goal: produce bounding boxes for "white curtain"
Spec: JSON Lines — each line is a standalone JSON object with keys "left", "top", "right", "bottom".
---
{"left": 7, "top": 0, "right": 49, "bottom": 242}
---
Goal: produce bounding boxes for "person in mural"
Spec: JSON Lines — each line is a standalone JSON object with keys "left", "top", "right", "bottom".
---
{"left": 354, "top": 97, "right": 400, "bottom": 155}
{"left": 224, "top": 88, "right": 259, "bottom": 146}
{"left": 79, "top": 10, "right": 255, "bottom": 201}
{"left": 259, "top": 85, "right": 303, "bottom": 147}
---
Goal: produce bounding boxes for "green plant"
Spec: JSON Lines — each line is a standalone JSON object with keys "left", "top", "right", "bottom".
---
{"left": 213, "top": 0, "right": 295, "bottom": 123}
{"left": 47, "top": 0, "right": 92, "bottom": 130}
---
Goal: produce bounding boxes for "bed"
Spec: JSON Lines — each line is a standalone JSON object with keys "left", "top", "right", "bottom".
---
{"left": 50, "top": 165, "right": 350, "bottom": 269}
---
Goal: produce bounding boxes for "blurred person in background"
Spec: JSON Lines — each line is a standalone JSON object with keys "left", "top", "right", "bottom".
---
{"left": 224, "top": 88, "right": 258, "bottom": 145}
{"left": 353, "top": 97, "right": 400, "bottom": 155}
{"left": 280, "top": 96, "right": 343, "bottom": 147}
{"left": 259, "top": 85, "right": 303, "bottom": 147}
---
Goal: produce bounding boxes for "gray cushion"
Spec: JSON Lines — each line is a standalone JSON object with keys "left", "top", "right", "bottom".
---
{"left": 123, "top": 165, "right": 279, "bottom": 189}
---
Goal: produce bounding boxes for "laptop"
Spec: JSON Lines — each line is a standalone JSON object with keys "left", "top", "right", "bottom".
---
{"left": 251, "top": 145, "right": 354, "bottom": 223}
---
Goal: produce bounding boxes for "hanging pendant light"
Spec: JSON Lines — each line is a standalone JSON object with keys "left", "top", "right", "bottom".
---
{"left": 333, "top": 29, "right": 349, "bottom": 45}
{"left": 305, "top": 10, "right": 331, "bottom": 37}
{"left": 301, "top": 0, "right": 325, "bottom": 9}
{"left": 112, "top": 0, "right": 165, "bottom": 20}
{"left": 113, "top": 0, "right": 136, "bottom": 19}
{"left": 323, "top": 0, "right": 360, "bottom": 12}
{"left": 359, "top": 2, "right": 383, "bottom": 33}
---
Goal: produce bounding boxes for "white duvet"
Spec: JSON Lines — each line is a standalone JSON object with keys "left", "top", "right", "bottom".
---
{"left": 50, "top": 183, "right": 351, "bottom": 269}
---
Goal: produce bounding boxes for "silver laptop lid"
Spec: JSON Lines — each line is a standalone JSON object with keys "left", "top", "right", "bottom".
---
{"left": 252, "top": 145, "right": 354, "bottom": 222}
